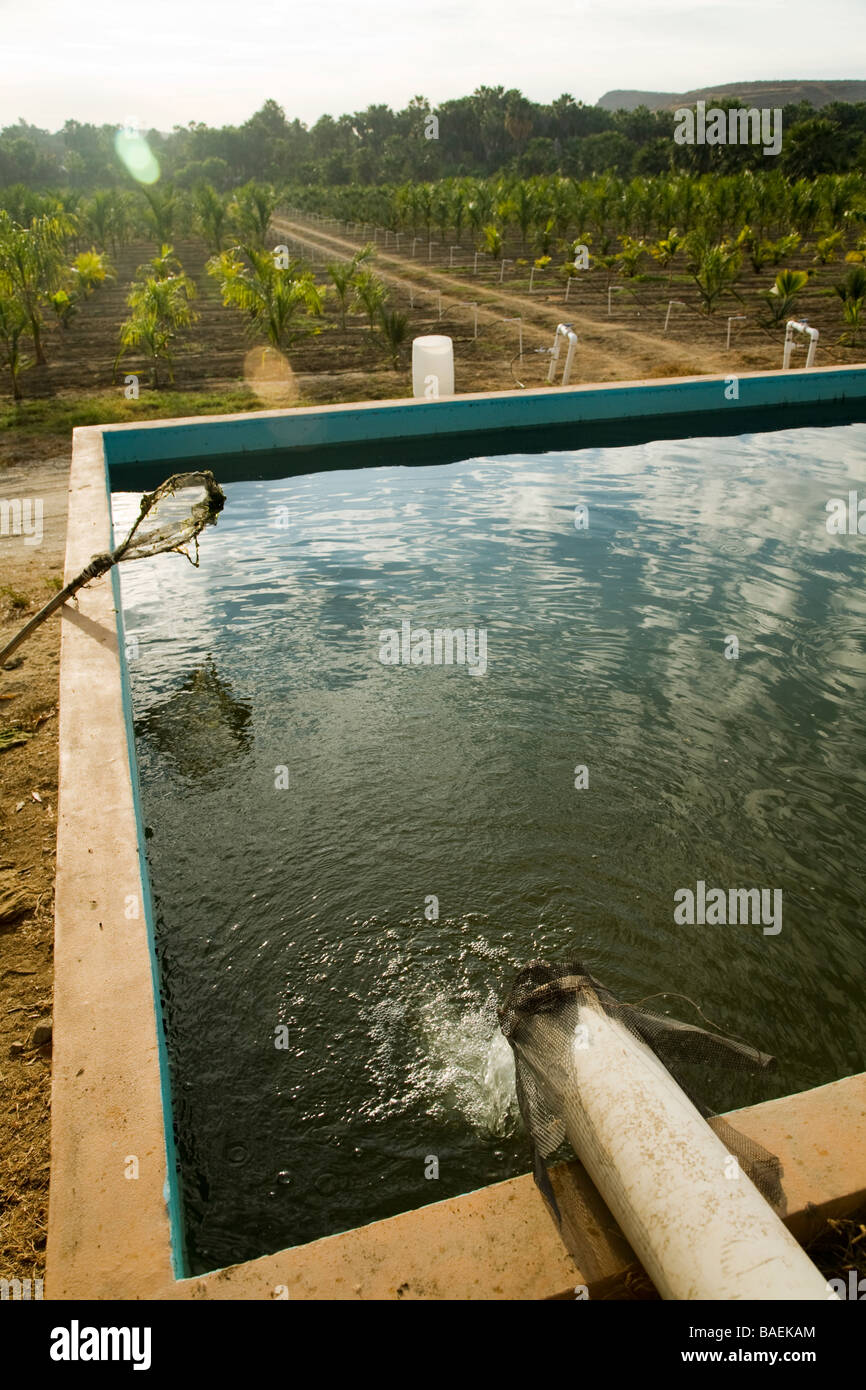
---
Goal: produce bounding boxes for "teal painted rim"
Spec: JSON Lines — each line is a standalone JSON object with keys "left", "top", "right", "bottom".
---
{"left": 102, "top": 369, "right": 866, "bottom": 486}
{"left": 109, "top": 528, "right": 189, "bottom": 1279}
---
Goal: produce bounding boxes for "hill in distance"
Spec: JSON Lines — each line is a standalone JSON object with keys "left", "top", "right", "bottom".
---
{"left": 597, "top": 80, "right": 866, "bottom": 111}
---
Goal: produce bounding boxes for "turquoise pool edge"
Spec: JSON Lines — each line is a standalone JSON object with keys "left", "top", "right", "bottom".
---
{"left": 99, "top": 368, "right": 866, "bottom": 479}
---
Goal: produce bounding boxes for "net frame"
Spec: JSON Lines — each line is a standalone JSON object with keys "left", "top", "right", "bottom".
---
{"left": 0, "top": 470, "right": 225, "bottom": 668}
{"left": 113, "top": 470, "right": 226, "bottom": 565}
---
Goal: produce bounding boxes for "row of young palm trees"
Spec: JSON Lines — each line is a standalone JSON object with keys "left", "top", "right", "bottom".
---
{"left": 13, "top": 168, "right": 864, "bottom": 271}
{"left": 119, "top": 239, "right": 410, "bottom": 387}
{"left": 0, "top": 180, "right": 288, "bottom": 399}
{"left": 289, "top": 171, "right": 866, "bottom": 252}
{"left": 0, "top": 210, "right": 114, "bottom": 398}
{"left": 288, "top": 171, "right": 866, "bottom": 345}
{"left": 0, "top": 189, "right": 409, "bottom": 398}
{"left": 0, "top": 180, "right": 283, "bottom": 260}
{"left": 527, "top": 222, "right": 864, "bottom": 342}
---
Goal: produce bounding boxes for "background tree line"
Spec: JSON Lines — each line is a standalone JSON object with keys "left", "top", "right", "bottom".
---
{"left": 2, "top": 88, "right": 866, "bottom": 191}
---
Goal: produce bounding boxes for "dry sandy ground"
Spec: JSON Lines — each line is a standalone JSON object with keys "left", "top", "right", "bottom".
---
{"left": 0, "top": 437, "right": 70, "bottom": 1285}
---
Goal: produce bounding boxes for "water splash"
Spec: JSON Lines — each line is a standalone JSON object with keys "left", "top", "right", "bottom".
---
{"left": 415, "top": 987, "right": 518, "bottom": 1137}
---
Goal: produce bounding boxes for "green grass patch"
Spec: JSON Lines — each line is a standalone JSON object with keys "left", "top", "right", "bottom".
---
{"left": 0, "top": 586, "right": 30, "bottom": 610}
{"left": 0, "top": 388, "right": 276, "bottom": 436}
{"left": 0, "top": 726, "right": 33, "bottom": 752}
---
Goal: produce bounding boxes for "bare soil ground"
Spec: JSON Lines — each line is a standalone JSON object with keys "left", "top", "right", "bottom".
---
{"left": 0, "top": 448, "right": 68, "bottom": 1287}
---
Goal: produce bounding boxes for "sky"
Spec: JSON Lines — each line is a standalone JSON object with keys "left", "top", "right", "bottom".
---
{"left": 2, "top": 0, "right": 865, "bottom": 132}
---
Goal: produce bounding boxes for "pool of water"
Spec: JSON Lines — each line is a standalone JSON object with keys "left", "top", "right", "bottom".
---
{"left": 112, "top": 421, "right": 866, "bottom": 1276}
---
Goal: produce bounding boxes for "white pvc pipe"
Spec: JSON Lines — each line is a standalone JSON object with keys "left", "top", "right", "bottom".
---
{"left": 520, "top": 997, "right": 832, "bottom": 1300}
{"left": 547, "top": 322, "right": 578, "bottom": 386}
{"left": 664, "top": 300, "right": 687, "bottom": 334}
{"left": 454, "top": 301, "right": 478, "bottom": 337}
{"left": 726, "top": 314, "right": 747, "bottom": 350}
{"left": 784, "top": 319, "right": 819, "bottom": 369}
{"left": 498, "top": 316, "right": 523, "bottom": 360}
{"left": 562, "top": 333, "right": 577, "bottom": 385}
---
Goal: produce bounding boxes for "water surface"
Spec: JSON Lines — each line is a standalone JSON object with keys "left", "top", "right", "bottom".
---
{"left": 113, "top": 422, "right": 866, "bottom": 1275}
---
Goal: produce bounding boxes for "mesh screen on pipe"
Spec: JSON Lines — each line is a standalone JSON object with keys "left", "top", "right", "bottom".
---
{"left": 498, "top": 959, "right": 783, "bottom": 1223}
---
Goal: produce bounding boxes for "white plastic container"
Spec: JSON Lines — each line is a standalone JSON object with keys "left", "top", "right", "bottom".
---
{"left": 412, "top": 335, "right": 454, "bottom": 399}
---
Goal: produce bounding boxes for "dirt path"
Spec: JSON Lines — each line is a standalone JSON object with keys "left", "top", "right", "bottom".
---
{"left": 273, "top": 214, "right": 686, "bottom": 380}
{"left": 272, "top": 214, "right": 835, "bottom": 385}
{"left": 0, "top": 447, "right": 69, "bottom": 1287}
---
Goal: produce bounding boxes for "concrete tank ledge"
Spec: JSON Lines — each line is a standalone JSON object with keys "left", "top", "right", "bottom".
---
{"left": 96, "top": 366, "right": 866, "bottom": 483}
{"left": 48, "top": 378, "right": 866, "bottom": 1300}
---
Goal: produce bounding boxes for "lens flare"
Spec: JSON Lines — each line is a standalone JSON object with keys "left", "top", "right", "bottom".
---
{"left": 114, "top": 128, "right": 160, "bottom": 185}
{"left": 243, "top": 346, "right": 297, "bottom": 407}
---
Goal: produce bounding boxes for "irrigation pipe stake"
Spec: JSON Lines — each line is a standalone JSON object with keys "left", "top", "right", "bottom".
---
{"left": 0, "top": 473, "right": 226, "bottom": 669}
{"left": 454, "top": 301, "right": 478, "bottom": 337}
{"left": 783, "top": 319, "right": 819, "bottom": 369}
{"left": 726, "top": 315, "right": 748, "bottom": 350}
{"left": 499, "top": 259, "right": 513, "bottom": 284}
{"left": 498, "top": 316, "right": 523, "bottom": 360}
{"left": 608, "top": 285, "right": 631, "bottom": 317}
{"left": 664, "top": 299, "right": 688, "bottom": 334}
